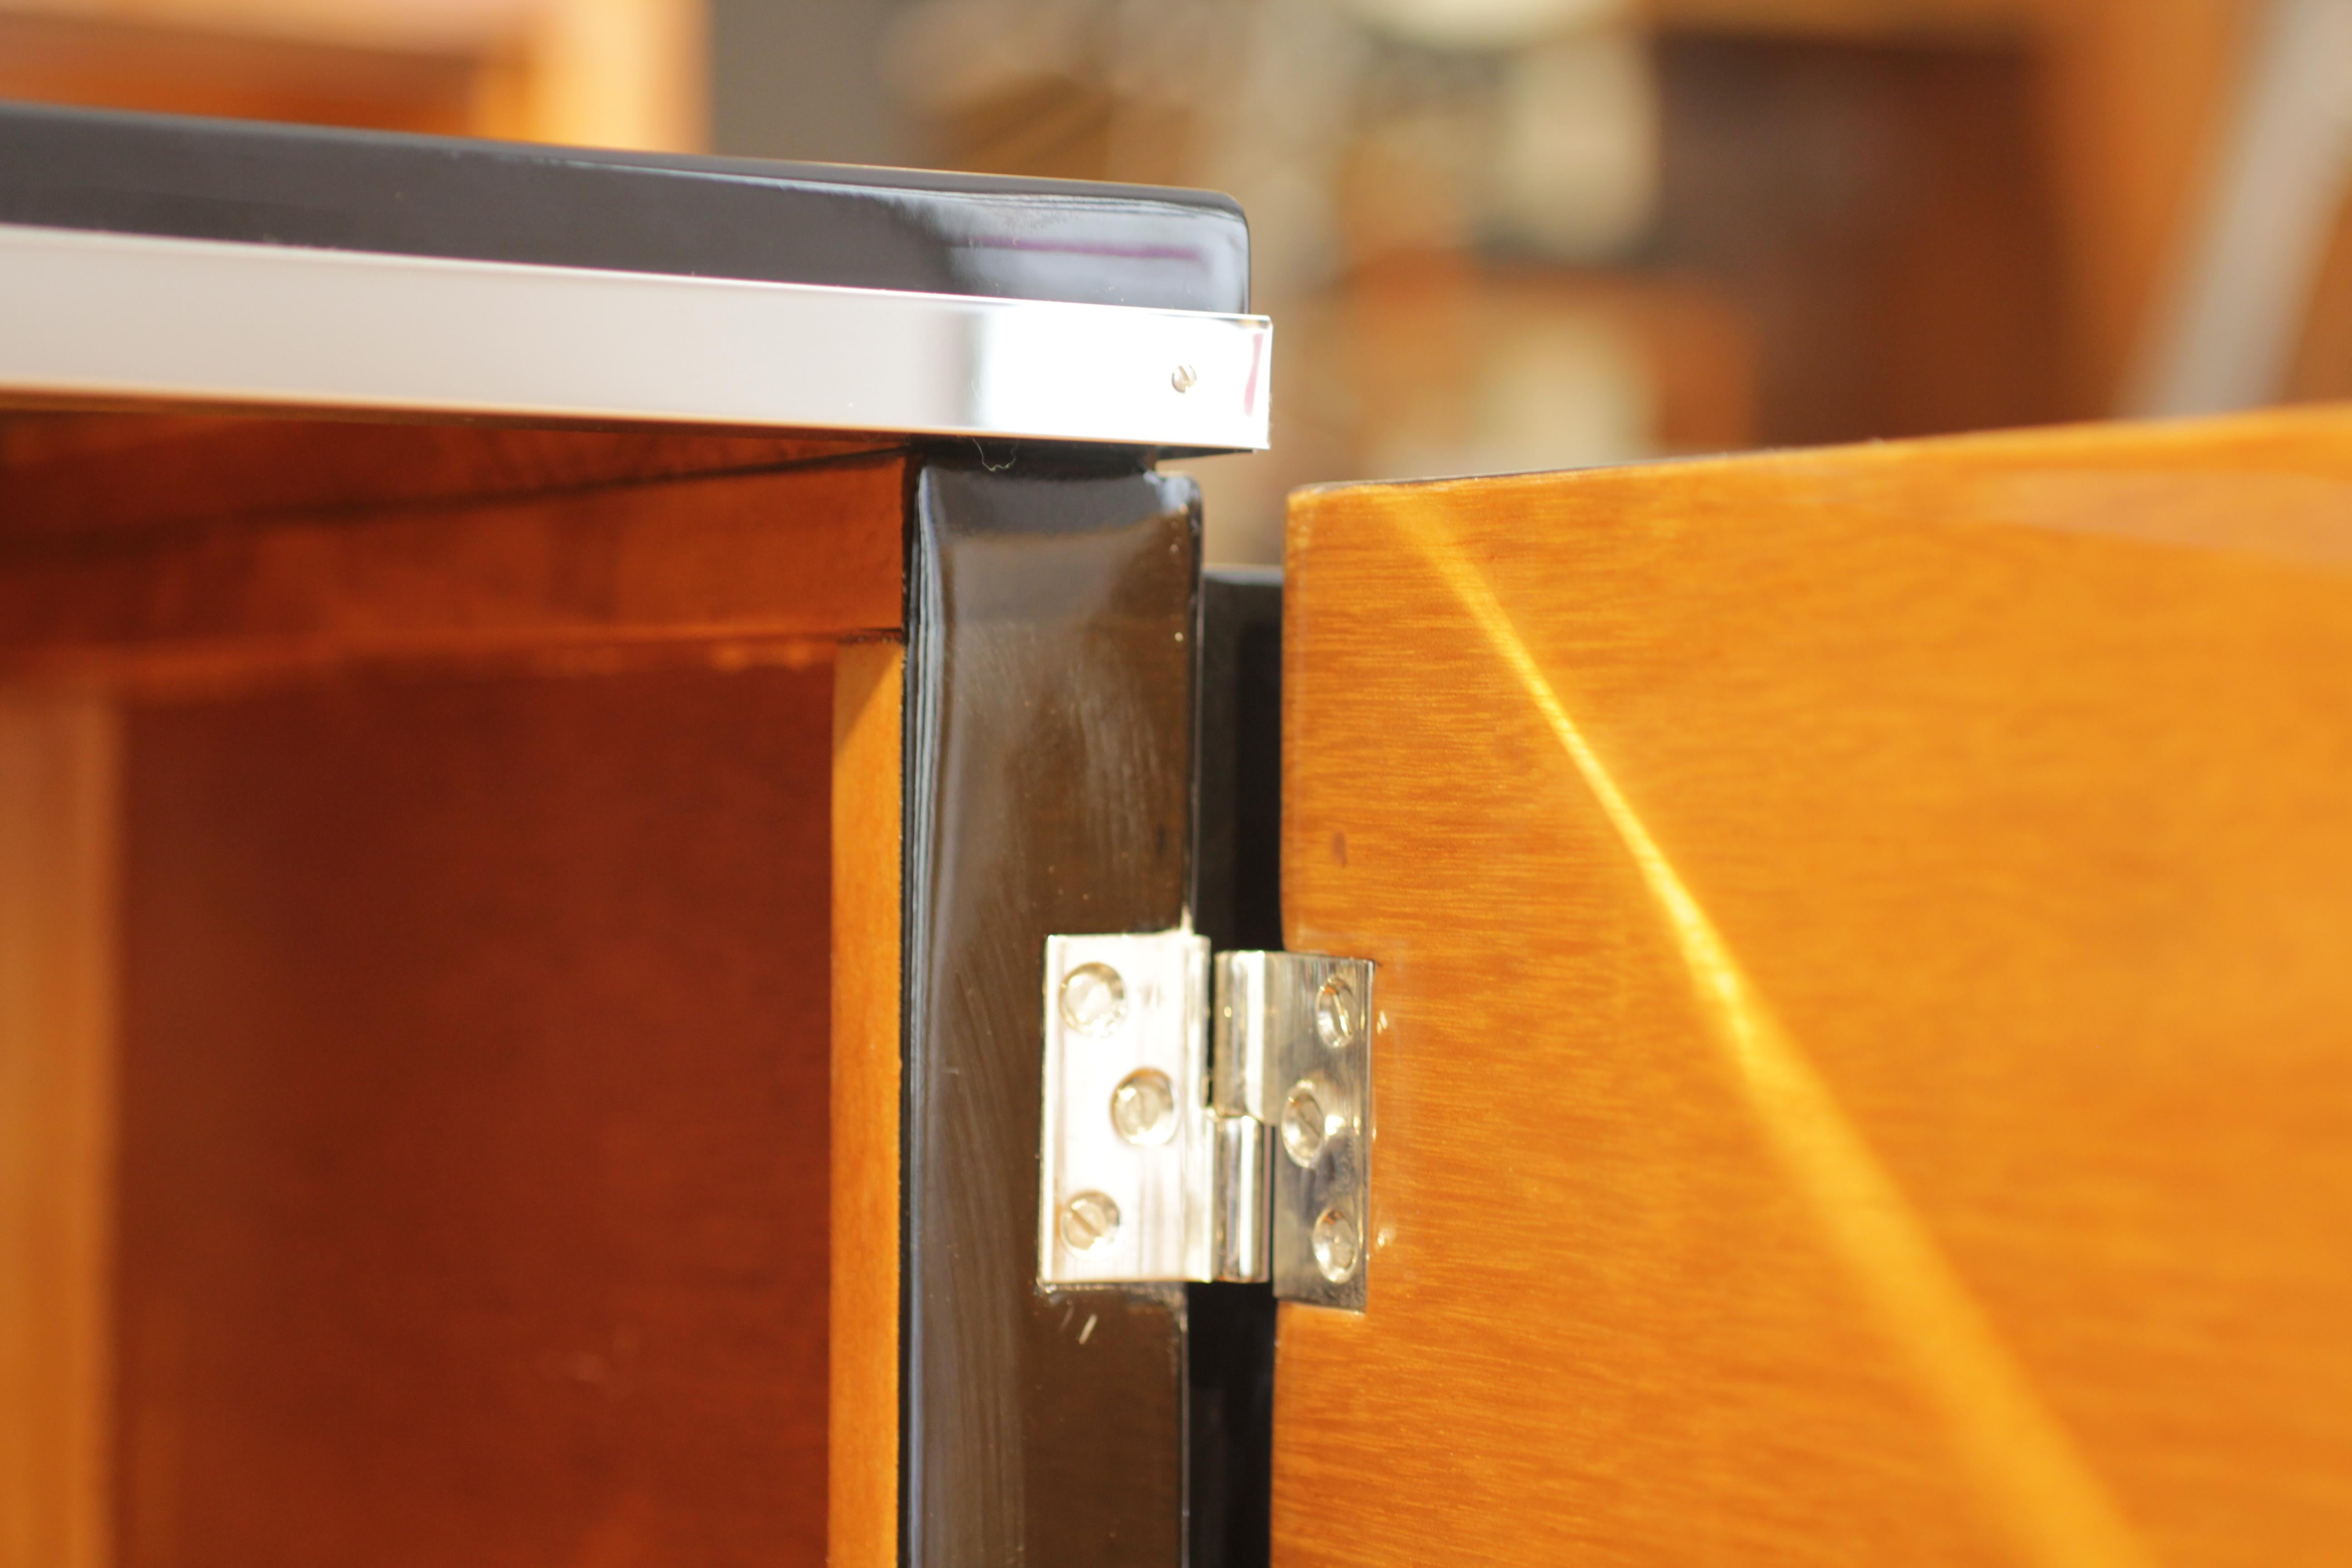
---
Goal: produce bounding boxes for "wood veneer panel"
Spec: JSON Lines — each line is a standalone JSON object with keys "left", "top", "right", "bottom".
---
{"left": 0, "top": 454, "right": 906, "bottom": 679}
{"left": 0, "top": 691, "right": 115, "bottom": 1568}
{"left": 829, "top": 640, "right": 902, "bottom": 1568}
{"left": 1276, "top": 404, "right": 2352, "bottom": 1568}
{"left": 0, "top": 417, "right": 898, "bottom": 540}
{"left": 114, "top": 659, "right": 835, "bottom": 1568}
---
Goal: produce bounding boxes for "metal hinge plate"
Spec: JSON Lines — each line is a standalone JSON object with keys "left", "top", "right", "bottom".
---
{"left": 1039, "top": 931, "right": 1374, "bottom": 1310}
{"left": 1213, "top": 949, "right": 1374, "bottom": 1309}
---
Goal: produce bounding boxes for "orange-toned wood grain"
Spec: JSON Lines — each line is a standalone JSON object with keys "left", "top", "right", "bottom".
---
{"left": 0, "top": 691, "right": 116, "bottom": 1568}
{"left": 112, "top": 659, "right": 837, "bottom": 1568}
{"left": 0, "top": 416, "right": 898, "bottom": 541}
{"left": 1277, "top": 402, "right": 2352, "bottom": 1568}
{"left": 829, "top": 641, "right": 902, "bottom": 1568}
{"left": 0, "top": 453, "right": 907, "bottom": 679}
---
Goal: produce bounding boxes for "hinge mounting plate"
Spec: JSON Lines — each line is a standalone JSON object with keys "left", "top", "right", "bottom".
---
{"left": 1215, "top": 949, "right": 1374, "bottom": 1310}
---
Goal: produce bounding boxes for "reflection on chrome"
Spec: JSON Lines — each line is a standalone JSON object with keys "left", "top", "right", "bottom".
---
{"left": 0, "top": 221, "right": 1273, "bottom": 451}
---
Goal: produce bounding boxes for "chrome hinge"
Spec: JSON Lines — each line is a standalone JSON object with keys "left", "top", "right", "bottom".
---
{"left": 1038, "top": 931, "right": 1374, "bottom": 1310}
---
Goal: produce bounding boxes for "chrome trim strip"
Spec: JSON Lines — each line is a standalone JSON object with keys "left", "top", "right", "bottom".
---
{"left": 0, "top": 222, "right": 1273, "bottom": 449}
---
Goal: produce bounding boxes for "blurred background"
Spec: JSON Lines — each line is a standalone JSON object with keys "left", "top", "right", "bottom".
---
{"left": 5, "top": 0, "right": 2347, "bottom": 561}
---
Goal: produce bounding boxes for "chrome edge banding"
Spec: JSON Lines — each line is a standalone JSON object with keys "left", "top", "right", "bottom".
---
{"left": 0, "top": 222, "right": 1273, "bottom": 450}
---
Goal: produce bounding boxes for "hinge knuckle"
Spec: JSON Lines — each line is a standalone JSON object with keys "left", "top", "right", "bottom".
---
{"left": 1210, "top": 1111, "right": 1269, "bottom": 1282}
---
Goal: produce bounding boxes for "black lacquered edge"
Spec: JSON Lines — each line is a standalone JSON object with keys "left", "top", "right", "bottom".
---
{"left": 1187, "top": 567, "right": 1285, "bottom": 1568}
{"left": 900, "top": 458, "right": 1201, "bottom": 1567}
{"left": 0, "top": 101, "right": 1248, "bottom": 314}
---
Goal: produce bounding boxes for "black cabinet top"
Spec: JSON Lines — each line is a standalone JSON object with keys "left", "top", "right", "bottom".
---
{"left": 0, "top": 101, "right": 1250, "bottom": 314}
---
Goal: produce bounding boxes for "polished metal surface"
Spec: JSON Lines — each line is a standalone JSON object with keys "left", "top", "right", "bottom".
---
{"left": 1215, "top": 951, "right": 1376, "bottom": 1311}
{"left": 1210, "top": 1107, "right": 1271, "bottom": 1283}
{"left": 1041, "top": 939, "right": 1373, "bottom": 1306}
{"left": 0, "top": 221, "right": 1273, "bottom": 449}
{"left": 1039, "top": 931, "right": 1215, "bottom": 1285}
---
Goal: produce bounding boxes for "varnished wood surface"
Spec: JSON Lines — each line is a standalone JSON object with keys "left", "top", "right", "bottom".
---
{"left": 1276, "top": 403, "right": 2352, "bottom": 1568}
{"left": 0, "top": 691, "right": 115, "bottom": 1568}
{"left": 113, "top": 659, "right": 837, "bottom": 1567}
{"left": 0, "top": 452, "right": 907, "bottom": 680}
{"left": 0, "top": 417, "right": 897, "bottom": 541}
{"left": 829, "top": 641, "right": 902, "bottom": 1568}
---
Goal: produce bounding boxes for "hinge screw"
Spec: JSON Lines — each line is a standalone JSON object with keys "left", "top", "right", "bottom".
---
{"left": 1279, "top": 1077, "right": 1330, "bottom": 1167}
{"left": 1314, "top": 972, "right": 1363, "bottom": 1049}
{"left": 1312, "top": 1206, "right": 1361, "bottom": 1283}
{"left": 1058, "top": 962, "right": 1127, "bottom": 1035}
{"left": 1110, "top": 1068, "right": 1178, "bottom": 1145}
{"left": 1059, "top": 1191, "right": 1122, "bottom": 1252}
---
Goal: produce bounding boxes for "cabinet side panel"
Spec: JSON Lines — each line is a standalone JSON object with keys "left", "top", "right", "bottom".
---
{"left": 830, "top": 641, "right": 902, "bottom": 1568}
{"left": 0, "top": 691, "right": 116, "bottom": 1568}
{"left": 115, "top": 661, "right": 835, "bottom": 1568}
{"left": 1276, "top": 407, "right": 2352, "bottom": 1568}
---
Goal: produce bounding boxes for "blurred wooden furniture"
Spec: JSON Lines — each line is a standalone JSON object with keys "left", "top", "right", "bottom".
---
{"left": 1649, "top": 0, "right": 2264, "bottom": 418}
{"left": 0, "top": 0, "right": 706, "bottom": 148}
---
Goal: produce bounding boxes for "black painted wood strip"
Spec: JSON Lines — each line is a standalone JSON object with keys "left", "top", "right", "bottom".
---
{"left": 900, "top": 460, "right": 1201, "bottom": 1567}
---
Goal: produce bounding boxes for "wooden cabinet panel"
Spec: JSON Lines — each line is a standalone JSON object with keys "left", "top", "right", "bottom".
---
{"left": 0, "top": 419, "right": 896, "bottom": 542}
{"left": 0, "top": 441, "right": 907, "bottom": 684}
{"left": 0, "top": 416, "right": 920, "bottom": 1568}
{"left": 0, "top": 692, "right": 116, "bottom": 1568}
{"left": 828, "top": 641, "right": 901, "bottom": 1568}
{"left": 1276, "top": 405, "right": 2352, "bottom": 1567}
{"left": 114, "top": 662, "right": 838, "bottom": 1568}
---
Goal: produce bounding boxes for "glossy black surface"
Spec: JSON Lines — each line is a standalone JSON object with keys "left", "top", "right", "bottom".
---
{"left": 901, "top": 461, "right": 1200, "bottom": 1567}
{"left": 0, "top": 101, "right": 1250, "bottom": 314}
{"left": 1188, "top": 567, "right": 1285, "bottom": 1568}
{"left": 1194, "top": 568, "right": 1284, "bottom": 955}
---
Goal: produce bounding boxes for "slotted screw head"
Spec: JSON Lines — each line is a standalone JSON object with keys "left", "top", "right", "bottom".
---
{"left": 1059, "top": 1191, "right": 1121, "bottom": 1252}
{"left": 1312, "top": 1206, "right": 1361, "bottom": 1283}
{"left": 1171, "top": 363, "right": 1198, "bottom": 393}
{"left": 1279, "top": 1078, "right": 1330, "bottom": 1167}
{"left": 1111, "top": 1068, "right": 1178, "bottom": 1146}
{"left": 1058, "top": 962, "right": 1127, "bottom": 1035}
{"left": 1314, "top": 972, "right": 1362, "bottom": 1049}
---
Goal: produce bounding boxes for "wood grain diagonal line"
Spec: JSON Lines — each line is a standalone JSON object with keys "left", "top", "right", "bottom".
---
{"left": 1392, "top": 499, "right": 2151, "bottom": 1568}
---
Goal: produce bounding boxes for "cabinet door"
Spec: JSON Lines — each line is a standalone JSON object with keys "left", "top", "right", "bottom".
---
{"left": 1275, "top": 407, "right": 2352, "bottom": 1568}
